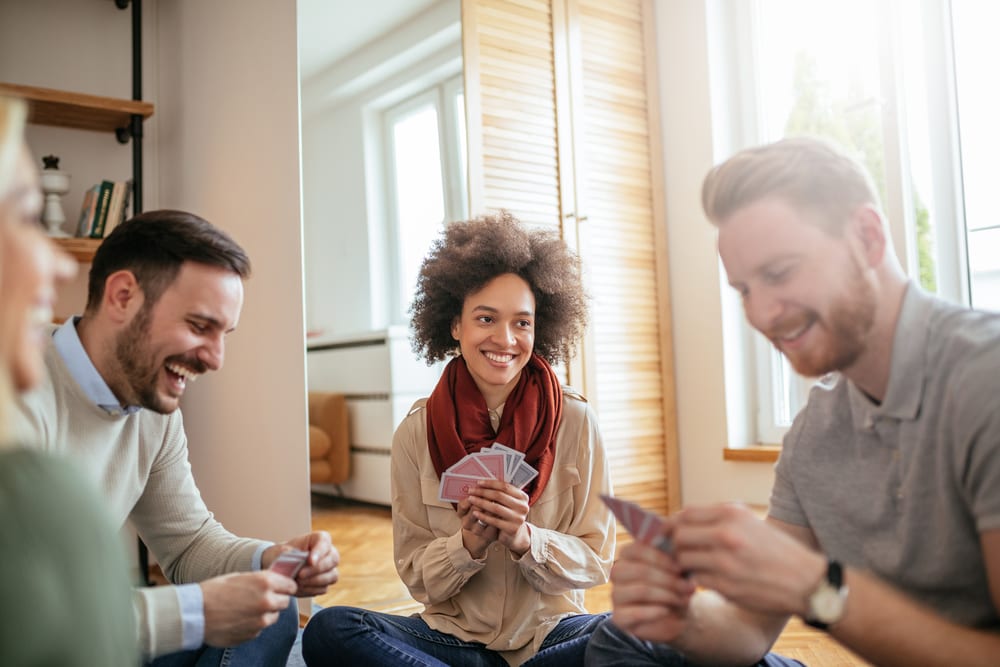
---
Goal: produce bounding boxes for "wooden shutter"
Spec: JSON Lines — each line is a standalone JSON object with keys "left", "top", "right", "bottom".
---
{"left": 569, "top": 0, "right": 678, "bottom": 514}
{"left": 462, "top": 0, "right": 563, "bottom": 235}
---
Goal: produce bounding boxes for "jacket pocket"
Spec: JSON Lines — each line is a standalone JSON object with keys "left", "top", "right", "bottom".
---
{"left": 532, "top": 464, "right": 581, "bottom": 508}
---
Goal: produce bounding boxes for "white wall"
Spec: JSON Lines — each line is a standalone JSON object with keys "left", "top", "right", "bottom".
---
{"left": 155, "top": 0, "right": 311, "bottom": 542}
{"left": 300, "top": 0, "right": 460, "bottom": 337}
{"left": 652, "top": 1, "right": 775, "bottom": 506}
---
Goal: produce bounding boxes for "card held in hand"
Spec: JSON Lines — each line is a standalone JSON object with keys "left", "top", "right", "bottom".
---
{"left": 439, "top": 472, "right": 484, "bottom": 502}
{"left": 438, "top": 441, "right": 541, "bottom": 502}
{"left": 600, "top": 494, "right": 673, "bottom": 554}
{"left": 270, "top": 548, "right": 309, "bottom": 579}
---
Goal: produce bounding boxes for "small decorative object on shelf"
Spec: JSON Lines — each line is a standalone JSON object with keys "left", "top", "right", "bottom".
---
{"left": 39, "top": 154, "right": 70, "bottom": 237}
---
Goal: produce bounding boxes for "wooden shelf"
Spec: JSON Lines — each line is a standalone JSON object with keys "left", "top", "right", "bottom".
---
{"left": 0, "top": 82, "right": 153, "bottom": 133}
{"left": 53, "top": 237, "right": 101, "bottom": 263}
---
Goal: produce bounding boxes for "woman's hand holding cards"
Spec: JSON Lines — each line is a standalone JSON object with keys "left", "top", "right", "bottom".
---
{"left": 458, "top": 496, "right": 498, "bottom": 558}
{"left": 467, "top": 479, "right": 531, "bottom": 557}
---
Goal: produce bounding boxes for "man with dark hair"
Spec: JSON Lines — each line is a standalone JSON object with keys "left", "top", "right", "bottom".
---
{"left": 17, "top": 210, "right": 340, "bottom": 665}
{"left": 586, "top": 137, "right": 1000, "bottom": 666}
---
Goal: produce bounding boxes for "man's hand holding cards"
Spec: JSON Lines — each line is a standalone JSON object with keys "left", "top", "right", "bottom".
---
{"left": 600, "top": 494, "right": 674, "bottom": 554}
{"left": 439, "top": 442, "right": 538, "bottom": 502}
{"left": 270, "top": 548, "right": 309, "bottom": 579}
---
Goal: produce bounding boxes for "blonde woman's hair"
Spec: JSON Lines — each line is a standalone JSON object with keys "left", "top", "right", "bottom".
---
{"left": 0, "top": 96, "right": 29, "bottom": 441}
{"left": 701, "top": 136, "right": 882, "bottom": 234}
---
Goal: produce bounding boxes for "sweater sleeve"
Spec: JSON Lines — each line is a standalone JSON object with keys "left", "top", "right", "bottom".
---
{"left": 129, "top": 409, "right": 265, "bottom": 584}
{"left": 134, "top": 585, "right": 184, "bottom": 659}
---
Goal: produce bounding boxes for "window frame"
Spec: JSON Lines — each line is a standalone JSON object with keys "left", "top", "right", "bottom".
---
{"left": 381, "top": 73, "right": 466, "bottom": 324}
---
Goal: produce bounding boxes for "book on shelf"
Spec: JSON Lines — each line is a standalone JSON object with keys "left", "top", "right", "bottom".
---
{"left": 104, "top": 179, "right": 133, "bottom": 237}
{"left": 75, "top": 184, "right": 100, "bottom": 237}
{"left": 75, "top": 179, "right": 133, "bottom": 239}
{"left": 89, "top": 180, "right": 115, "bottom": 239}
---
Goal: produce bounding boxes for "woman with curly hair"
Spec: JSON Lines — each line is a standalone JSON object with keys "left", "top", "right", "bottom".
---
{"left": 304, "top": 212, "right": 615, "bottom": 666}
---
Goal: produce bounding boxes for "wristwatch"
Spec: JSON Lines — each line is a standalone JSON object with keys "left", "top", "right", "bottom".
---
{"left": 804, "top": 559, "right": 848, "bottom": 630}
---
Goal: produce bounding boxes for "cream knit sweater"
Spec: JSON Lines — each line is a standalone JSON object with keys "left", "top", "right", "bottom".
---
{"left": 15, "top": 342, "right": 266, "bottom": 658}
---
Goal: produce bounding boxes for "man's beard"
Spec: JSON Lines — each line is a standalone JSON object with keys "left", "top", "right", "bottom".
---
{"left": 768, "top": 263, "right": 877, "bottom": 378}
{"left": 113, "top": 306, "right": 204, "bottom": 414}
{"left": 113, "top": 305, "right": 169, "bottom": 413}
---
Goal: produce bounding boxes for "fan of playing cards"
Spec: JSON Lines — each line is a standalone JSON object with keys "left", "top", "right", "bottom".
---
{"left": 438, "top": 442, "right": 539, "bottom": 502}
{"left": 600, "top": 494, "right": 674, "bottom": 554}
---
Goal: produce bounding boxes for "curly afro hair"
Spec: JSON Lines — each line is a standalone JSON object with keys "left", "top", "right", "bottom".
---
{"left": 410, "top": 211, "right": 588, "bottom": 365}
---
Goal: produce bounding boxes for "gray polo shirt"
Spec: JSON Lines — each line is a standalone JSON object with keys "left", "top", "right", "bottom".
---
{"left": 769, "top": 283, "right": 1000, "bottom": 630}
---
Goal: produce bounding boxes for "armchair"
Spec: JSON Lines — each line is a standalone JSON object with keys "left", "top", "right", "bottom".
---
{"left": 308, "top": 391, "right": 350, "bottom": 485}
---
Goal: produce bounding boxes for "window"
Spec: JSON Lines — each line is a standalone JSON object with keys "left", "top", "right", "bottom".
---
{"left": 951, "top": 1, "right": 1000, "bottom": 311}
{"left": 729, "top": 0, "right": 996, "bottom": 444}
{"left": 383, "top": 75, "right": 467, "bottom": 322}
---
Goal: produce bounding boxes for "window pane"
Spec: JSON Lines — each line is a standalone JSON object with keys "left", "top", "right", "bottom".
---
{"left": 754, "top": 0, "right": 885, "bottom": 427}
{"left": 756, "top": 0, "right": 884, "bottom": 184}
{"left": 952, "top": 0, "right": 1000, "bottom": 311}
{"left": 897, "top": 6, "right": 939, "bottom": 294}
{"left": 391, "top": 104, "right": 446, "bottom": 314}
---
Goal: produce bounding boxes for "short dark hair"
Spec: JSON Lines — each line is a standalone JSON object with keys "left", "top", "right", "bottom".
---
{"left": 85, "top": 209, "right": 251, "bottom": 313}
{"left": 410, "top": 211, "right": 588, "bottom": 365}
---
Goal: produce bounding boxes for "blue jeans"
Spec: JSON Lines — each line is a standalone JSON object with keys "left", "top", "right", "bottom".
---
{"left": 302, "top": 606, "right": 610, "bottom": 666}
{"left": 583, "top": 617, "right": 805, "bottom": 667}
{"left": 147, "top": 598, "right": 299, "bottom": 667}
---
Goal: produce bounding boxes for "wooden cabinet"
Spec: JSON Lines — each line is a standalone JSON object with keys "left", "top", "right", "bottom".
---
{"left": 462, "top": 0, "right": 679, "bottom": 513}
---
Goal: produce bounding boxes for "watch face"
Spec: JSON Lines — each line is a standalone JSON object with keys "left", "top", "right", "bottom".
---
{"left": 811, "top": 585, "right": 846, "bottom": 623}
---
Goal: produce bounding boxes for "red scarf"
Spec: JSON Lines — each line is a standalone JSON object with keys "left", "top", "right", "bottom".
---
{"left": 426, "top": 354, "right": 562, "bottom": 505}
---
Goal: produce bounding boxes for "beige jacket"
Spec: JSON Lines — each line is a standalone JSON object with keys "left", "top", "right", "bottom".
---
{"left": 392, "top": 388, "right": 615, "bottom": 666}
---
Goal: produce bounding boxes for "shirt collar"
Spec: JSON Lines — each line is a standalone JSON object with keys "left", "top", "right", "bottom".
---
{"left": 847, "top": 282, "right": 930, "bottom": 430}
{"left": 53, "top": 317, "right": 142, "bottom": 417}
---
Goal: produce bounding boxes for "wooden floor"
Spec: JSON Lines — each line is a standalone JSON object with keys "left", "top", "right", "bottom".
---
{"left": 310, "top": 493, "right": 869, "bottom": 666}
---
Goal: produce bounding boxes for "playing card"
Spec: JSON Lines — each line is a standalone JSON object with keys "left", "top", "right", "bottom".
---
{"left": 447, "top": 455, "right": 493, "bottom": 478}
{"left": 642, "top": 513, "right": 674, "bottom": 553}
{"left": 439, "top": 472, "right": 485, "bottom": 502}
{"left": 472, "top": 451, "right": 506, "bottom": 481}
{"left": 623, "top": 500, "right": 645, "bottom": 536}
{"left": 636, "top": 509, "right": 656, "bottom": 542}
{"left": 510, "top": 460, "right": 539, "bottom": 489}
{"left": 270, "top": 548, "right": 309, "bottom": 578}
{"left": 488, "top": 443, "right": 525, "bottom": 480}
{"left": 600, "top": 494, "right": 673, "bottom": 553}
{"left": 626, "top": 500, "right": 651, "bottom": 539}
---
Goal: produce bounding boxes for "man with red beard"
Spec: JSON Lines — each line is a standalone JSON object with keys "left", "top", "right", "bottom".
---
{"left": 586, "top": 137, "right": 1000, "bottom": 666}
{"left": 15, "top": 210, "right": 340, "bottom": 666}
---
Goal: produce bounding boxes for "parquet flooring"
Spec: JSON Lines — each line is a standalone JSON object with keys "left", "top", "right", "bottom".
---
{"left": 310, "top": 493, "right": 869, "bottom": 666}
